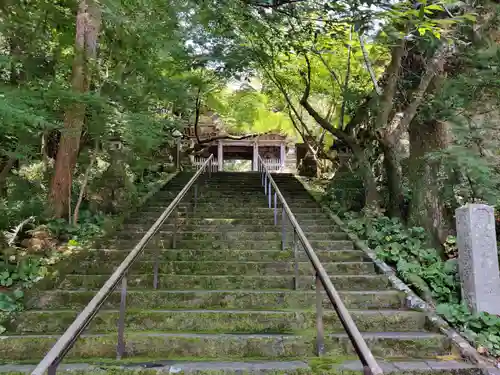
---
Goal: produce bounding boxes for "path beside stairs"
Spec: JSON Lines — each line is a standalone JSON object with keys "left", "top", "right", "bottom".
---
{"left": 0, "top": 172, "right": 484, "bottom": 374}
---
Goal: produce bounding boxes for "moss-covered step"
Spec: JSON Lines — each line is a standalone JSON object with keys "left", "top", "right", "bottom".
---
{"left": 0, "top": 361, "right": 313, "bottom": 375}
{"left": 97, "top": 239, "right": 355, "bottom": 251}
{"left": 173, "top": 206, "right": 327, "bottom": 214}
{"left": 332, "top": 359, "right": 483, "bottom": 375}
{"left": 124, "top": 224, "right": 342, "bottom": 234}
{"left": 70, "top": 260, "right": 375, "bottom": 276}
{"left": 125, "top": 217, "right": 335, "bottom": 226}
{"left": 85, "top": 248, "right": 367, "bottom": 263}
{"left": 144, "top": 198, "right": 318, "bottom": 207}
{"left": 115, "top": 231, "right": 349, "bottom": 242}
{"left": 7, "top": 309, "right": 427, "bottom": 335}
{"left": 136, "top": 205, "right": 326, "bottom": 214}
{"left": 0, "top": 359, "right": 483, "bottom": 375}
{"left": 29, "top": 290, "right": 404, "bottom": 311}
{"left": 57, "top": 274, "right": 390, "bottom": 291}
{"left": 128, "top": 211, "right": 334, "bottom": 222}
{"left": 0, "top": 331, "right": 451, "bottom": 361}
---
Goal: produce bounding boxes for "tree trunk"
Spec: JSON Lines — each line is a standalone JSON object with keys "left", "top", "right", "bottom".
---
{"left": 0, "top": 157, "right": 16, "bottom": 197}
{"left": 348, "top": 142, "right": 381, "bottom": 206}
{"left": 381, "top": 141, "right": 405, "bottom": 218}
{"left": 73, "top": 154, "right": 95, "bottom": 225}
{"left": 48, "top": 0, "right": 101, "bottom": 218}
{"left": 408, "top": 118, "right": 452, "bottom": 248}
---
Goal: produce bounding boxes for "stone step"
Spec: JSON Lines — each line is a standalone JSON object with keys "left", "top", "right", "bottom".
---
{"left": 136, "top": 206, "right": 327, "bottom": 215}
{"left": 115, "top": 230, "right": 349, "bottom": 242}
{"left": 141, "top": 204, "right": 322, "bottom": 212}
{"left": 124, "top": 217, "right": 334, "bottom": 226}
{"left": 336, "top": 359, "right": 482, "bottom": 374}
{"left": 69, "top": 260, "right": 375, "bottom": 276}
{"left": 142, "top": 203, "right": 322, "bottom": 212}
{"left": 0, "top": 332, "right": 451, "bottom": 360}
{"left": 0, "top": 361, "right": 312, "bottom": 374}
{"left": 86, "top": 248, "right": 367, "bottom": 263}
{"left": 0, "top": 359, "right": 482, "bottom": 374}
{"left": 123, "top": 223, "right": 340, "bottom": 233}
{"left": 130, "top": 211, "right": 326, "bottom": 222}
{"left": 57, "top": 274, "right": 390, "bottom": 291}
{"left": 97, "top": 239, "right": 354, "bottom": 251}
{"left": 30, "top": 290, "right": 405, "bottom": 310}
{"left": 161, "top": 192, "right": 312, "bottom": 199}
{"left": 130, "top": 211, "right": 329, "bottom": 222}
{"left": 154, "top": 188, "right": 311, "bottom": 196}
{"left": 8, "top": 309, "right": 427, "bottom": 335}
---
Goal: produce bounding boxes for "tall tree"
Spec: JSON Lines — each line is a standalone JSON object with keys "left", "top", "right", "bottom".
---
{"left": 49, "top": 0, "right": 101, "bottom": 218}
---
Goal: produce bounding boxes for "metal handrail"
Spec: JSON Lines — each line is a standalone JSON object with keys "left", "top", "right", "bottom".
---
{"left": 257, "top": 155, "right": 383, "bottom": 375}
{"left": 32, "top": 155, "right": 214, "bottom": 375}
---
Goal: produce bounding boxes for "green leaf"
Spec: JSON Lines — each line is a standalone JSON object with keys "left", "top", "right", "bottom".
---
{"left": 12, "top": 289, "right": 23, "bottom": 300}
{"left": 419, "top": 5, "right": 425, "bottom": 19}
{"left": 462, "top": 13, "right": 477, "bottom": 22}
{"left": 425, "top": 4, "right": 444, "bottom": 11}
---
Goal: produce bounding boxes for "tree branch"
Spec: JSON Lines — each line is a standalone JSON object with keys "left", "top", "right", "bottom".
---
{"left": 384, "top": 43, "right": 450, "bottom": 144}
{"left": 359, "top": 34, "right": 382, "bottom": 95}
{"left": 246, "top": 0, "right": 304, "bottom": 8}
{"left": 338, "top": 26, "right": 353, "bottom": 130}
{"left": 312, "top": 51, "right": 342, "bottom": 88}
{"left": 374, "top": 38, "right": 406, "bottom": 130}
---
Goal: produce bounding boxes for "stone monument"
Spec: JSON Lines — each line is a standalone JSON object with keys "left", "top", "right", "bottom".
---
{"left": 455, "top": 204, "right": 500, "bottom": 315}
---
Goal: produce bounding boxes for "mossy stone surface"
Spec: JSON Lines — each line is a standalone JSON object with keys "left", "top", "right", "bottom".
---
{"left": 0, "top": 332, "right": 450, "bottom": 361}
{"left": 7, "top": 309, "right": 426, "bottom": 334}
{"left": 83, "top": 248, "right": 367, "bottom": 263}
{"left": 70, "top": 260, "right": 374, "bottom": 276}
{"left": 29, "top": 290, "right": 404, "bottom": 311}
{"left": 57, "top": 274, "right": 390, "bottom": 291}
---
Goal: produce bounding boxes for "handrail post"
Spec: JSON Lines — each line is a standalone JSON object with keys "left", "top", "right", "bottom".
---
{"left": 193, "top": 183, "right": 198, "bottom": 214}
{"left": 172, "top": 208, "right": 178, "bottom": 249}
{"left": 293, "top": 230, "right": 299, "bottom": 290}
{"left": 47, "top": 364, "right": 57, "bottom": 375}
{"left": 273, "top": 192, "right": 277, "bottom": 225}
{"left": 268, "top": 180, "right": 272, "bottom": 208}
{"left": 264, "top": 173, "right": 268, "bottom": 194}
{"left": 281, "top": 206, "right": 286, "bottom": 251}
{"left": 153, "top": 246, "right": 160, "bottom": 289}
{"left": 116, "top": 274, "right": 128, "bottom": 359}
{"left": 315, "top": 272, "right": 325, "bottom": 356}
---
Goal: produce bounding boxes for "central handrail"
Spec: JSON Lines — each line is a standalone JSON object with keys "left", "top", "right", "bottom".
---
{"left": 32, "top": 155, "right": 214, "bottom": 375}
{"left": 257, "top": 155, "right": 383, "bottom": 375}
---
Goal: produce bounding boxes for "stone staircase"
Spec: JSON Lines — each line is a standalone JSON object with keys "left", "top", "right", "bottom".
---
{"left": 0, "top": 172, "right": 484, "bottom": 374}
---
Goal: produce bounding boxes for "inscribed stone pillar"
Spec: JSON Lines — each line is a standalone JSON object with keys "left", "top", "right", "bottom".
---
{"left": 455, "top": 204, "right": 500, "bottom": 315}
{"left": 253, "top": 142, "right": 258, "bottom": 171}
{"left": 280, "top": 143, "right": 286, "bottom": 172}
{"left": 218, "top": 140, "right": 223, "bottom": 172}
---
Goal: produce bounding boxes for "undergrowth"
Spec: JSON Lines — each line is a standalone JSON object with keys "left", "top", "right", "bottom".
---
{"left": 340, "top": 207, "right": 500, "bottom": 358}
{"left": 0, "top": 171, "right": 174, "bottom": 334}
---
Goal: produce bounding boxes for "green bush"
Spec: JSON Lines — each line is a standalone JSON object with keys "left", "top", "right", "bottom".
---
{"left": 345, "top": 211, "right": 460, "bottom": 304}
{"left": 437, "top": 303, "right": 500, "bottom": 357}
{"left": 344, "top": 209, "right": 500, "bottom": 358}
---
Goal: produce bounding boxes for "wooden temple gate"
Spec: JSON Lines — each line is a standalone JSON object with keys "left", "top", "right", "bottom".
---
{"left": 181, "top": 115, "right": 288, "bottom": 172}
{"left": 192, "top": 136, "right": 286, "bottom": 172}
